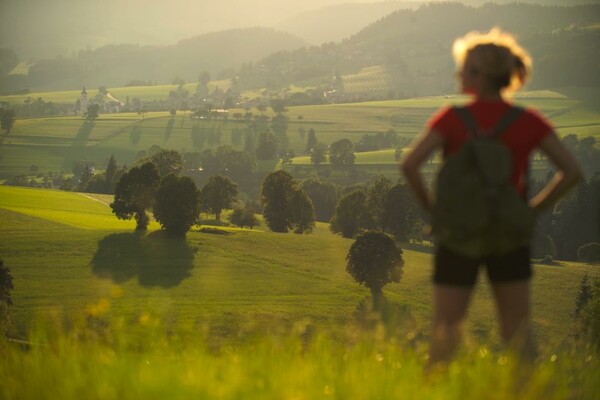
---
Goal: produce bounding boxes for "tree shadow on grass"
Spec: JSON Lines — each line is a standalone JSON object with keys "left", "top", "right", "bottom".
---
{"left": 353, "top": 295, "right": 420, "bottom": 340}
{"left": 130, "top": 124, "right": 142, "bottom": 145}
{"left": 91, "top": 230, "right": 197, "bottom": 287}
{"left": 62, "top": 121, "right": 95, "bottom": 169}
{"left": 164, "top": 118, "right": 175, "bottom": 142}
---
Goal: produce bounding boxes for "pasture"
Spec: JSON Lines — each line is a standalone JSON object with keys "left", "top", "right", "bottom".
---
{"left": 0, "top": 185, "right": 596, "bottom": 345}
{"left": 0, "top": 185, "right": 598, "bottom": 399}
{"left": 1, "top": 90, "right": 598, "bottom": 179}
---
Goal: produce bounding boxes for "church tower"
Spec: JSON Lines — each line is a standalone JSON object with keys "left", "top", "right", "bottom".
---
{"left": 80, "top": 87, "right": 89, "bottom": 114}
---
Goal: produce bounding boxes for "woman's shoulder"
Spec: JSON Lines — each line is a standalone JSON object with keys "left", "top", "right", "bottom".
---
{"left": 516, "top": 106, "right": 553, "bottom": 130}
{"left": 428, "top": 106, "right": 459, "bottom": 129}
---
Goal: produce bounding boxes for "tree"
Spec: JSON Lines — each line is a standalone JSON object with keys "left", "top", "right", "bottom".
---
{"left": 366, "top": 176, "right": 393, "bottom": 229}
{"left": 137, "top": 149, "right": 183, "bottom": 177}
{"left": 260, "top": 170, "right": 313, "bottom": 233}
{"left": 578, "top": 243, "right": 600, "bottom": 264}
{"left": 230, "top": 205, "right": 259, "bottom": 229}
{"left": 0, "top": 259, "right": 13, "bottom": 328}
{"left": 289, "top": 187, "right": 316, "bottom": 234}
{"left": 78, "top": 165, "right": 94, "bottom": 191}
{"left": 271, "top": 99, "right": 288, "bottom": 116}
{"left": 85, "top": 103, "right": 100, "bottom": 121}
{"left": 330, "top": 190, "right": 371, "bottom": 238}
{"left": 153, "top": 174, "right": 201, "bottom": 236}
{"left": 381, "top": 184, "right": 421, "bottom": 242}
{"left": 553, "top": 177, "right": 600, "bottom": 260}
{"left": 257, "top": 103, "right": 267, "bottom": 116}
{"left": 305, "top": 128, "right": 317, "bottom": 154}
{"left": 105, "top": 155, "right": 118, "bottom": 193}
{"left": 300, "top": 177, "right": 338, "bottom": 222}
{"left": 0, "top": 109, "right": 16, "bottom": 133}
{"left": 110, "top": 162, "right": 160, "bottom": 231}
{"left": 329, "top": 138, "right": 355, "bottom": 166}
{"left": 200, "top": 175, "right": 238, "bottom": 222}
{"left": 198, "top": 71, "right": 211, "bottom": 86}
{"left": 255, "top": 131, "right": 278, "bottom": 160}
{"left": 311, "top": 142, "right": 328, "bottom": 166}
{"left": 346, "top": 231, "right": 404, "bottom": 299}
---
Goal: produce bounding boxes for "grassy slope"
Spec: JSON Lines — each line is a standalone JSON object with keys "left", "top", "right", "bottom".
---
{"left": 1, "top": 90, "right": 598, "bottom": 177}
{"left": 0, "top": 186, "right": 597, "bottom": 351}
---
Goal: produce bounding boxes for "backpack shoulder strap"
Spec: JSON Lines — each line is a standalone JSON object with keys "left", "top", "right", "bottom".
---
{"left": 452, "top": 106, "right": 478, "bottom": 137}
{"left": 453, "top": 105, "right": 525, "bottom": 138}
{"left": 492, "top": 106, "right": 524, "bottom": 138}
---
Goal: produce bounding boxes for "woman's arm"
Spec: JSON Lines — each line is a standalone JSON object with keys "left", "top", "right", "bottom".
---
{"left": 529, "top": 132, "right": 583, "bottom": 213}
{"left": 401, "top": 129, "right": 445, "bottom": 214}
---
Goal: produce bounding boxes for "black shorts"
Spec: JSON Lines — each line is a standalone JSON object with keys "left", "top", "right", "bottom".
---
{"left": 434, "top": 245, "right": 532, "bottom": 287}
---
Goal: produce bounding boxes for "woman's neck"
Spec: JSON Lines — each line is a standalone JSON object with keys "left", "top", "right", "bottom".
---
{"left": 475, "top": 88, "right": 503, "bottom": 101}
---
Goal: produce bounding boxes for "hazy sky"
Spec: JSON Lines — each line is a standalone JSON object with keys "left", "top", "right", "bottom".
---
{"left": 1, "top": 0, "right": 404, "bottom": 58}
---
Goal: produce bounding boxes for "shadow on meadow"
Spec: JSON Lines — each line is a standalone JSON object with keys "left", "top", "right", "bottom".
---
{"left": 62, "top": 121, "right": 95, "bottom": 169}
{"left": 130, "top": 124, "right": 142, "bottom": 145}
{"left": 164, "top": 118, "right": 175, "bottom": 141}
{"left": 353, "top": 295, "right": 423, "bottom": 343}
{"left": 91, "top": 230, "right": 197, "bottom": 287}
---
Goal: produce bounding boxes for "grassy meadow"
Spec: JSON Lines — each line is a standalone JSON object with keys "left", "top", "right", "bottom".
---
{"left": 1, "top": 185, "right": 599, "bottom": 398}
{"left": 1, "top": 89, "right": 599, "bottom": 179}
{"left": 1, "top": 87, "right": 599, "bottom": 398}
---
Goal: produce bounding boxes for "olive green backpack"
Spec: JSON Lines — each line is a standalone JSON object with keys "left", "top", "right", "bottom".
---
{"left": 432, "top": 106, "right": 535, "bottom": 258}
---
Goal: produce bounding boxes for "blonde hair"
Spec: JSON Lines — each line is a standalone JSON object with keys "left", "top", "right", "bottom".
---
{"left": 452, "top": 28, "right": 532, "bottom": 93}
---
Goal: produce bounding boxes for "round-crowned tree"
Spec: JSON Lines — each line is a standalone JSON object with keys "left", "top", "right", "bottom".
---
{"left": 578, "top": 242, "right": 600, "bottom": 264}
{"left": 260, "top": 170, "right": 295, "bottom": 232}
{"left": 260, "top": 170, "right": 314, "bottom": 233}
{"left": 110, "top": 162, "right": 160, "bottom": 231}
{"left": 330, "top": 190, "right": 371, "bottom": 238}
{"left": 153, "top": 174, "right": 201, "bottom": 236}
{"left": 200, "top": 174, "right": 238, "bottom": 222}
{"left": 346, "top": 231, "right": 404, "bottom": 299}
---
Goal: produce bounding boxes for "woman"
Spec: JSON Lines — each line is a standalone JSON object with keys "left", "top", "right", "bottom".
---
{"left": 401, "top": 28, "right": 582, "bottom": 364}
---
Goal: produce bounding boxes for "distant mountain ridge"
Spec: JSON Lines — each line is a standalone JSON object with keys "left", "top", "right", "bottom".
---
{"left": 1, "top": 2, "right": 599, "bottom": 95}
{"left": 0, "top": 27, "right": 307, "bottom": 92}
{"left": 276, "top": 1, "right": 419, "bottom": 45}
{"left": 239, "top": 2, "right": 600, "bottom": 98}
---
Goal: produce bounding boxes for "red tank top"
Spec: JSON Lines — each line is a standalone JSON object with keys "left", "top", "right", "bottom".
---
{"left": 428, "top": 99, "right": 553, "bottom": 195}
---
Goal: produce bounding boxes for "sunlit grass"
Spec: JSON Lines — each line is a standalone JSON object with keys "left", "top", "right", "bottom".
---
{"left": 0, "top": 186, "right": 599, "bottom": 399}
{"left": 292, "top": 149, "right": 397, "bottom": 165}
{"left": 1, "top": 186, "right": 597, "bottom": 351}
{"left": 0, "top": 186, "right": 139, "bottom": 230}
{"left": 1, "top": 309, "right": 597, "bottom": 400}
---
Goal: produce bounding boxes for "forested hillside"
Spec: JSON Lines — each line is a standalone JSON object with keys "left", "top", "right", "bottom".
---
{"left": 0, "top": 28, "right": 306, "bottom": 92}
{"left": 2, "top": 3, "right": 599, "bottom": 96}
{"left": 240, "top": 3, "right": 600, "bottom": 97}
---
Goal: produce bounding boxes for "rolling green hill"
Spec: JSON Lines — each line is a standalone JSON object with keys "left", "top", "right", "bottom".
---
{"left": 0, "top": 185, "right": 597, "bottom": 350}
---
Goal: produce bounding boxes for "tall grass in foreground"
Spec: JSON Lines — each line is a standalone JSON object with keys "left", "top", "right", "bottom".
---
{"left": 1, "top": 308, "right": 597, "bottom": 400}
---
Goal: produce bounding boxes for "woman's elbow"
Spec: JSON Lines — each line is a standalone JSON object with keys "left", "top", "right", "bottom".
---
{"left": 560, "top": 163, "right": 584, "bottom": 188}
{"left": 400, "top": 157, "right": 417, "bottom": 177}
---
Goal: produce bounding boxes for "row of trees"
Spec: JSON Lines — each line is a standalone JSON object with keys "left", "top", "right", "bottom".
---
{"left": 330, "top": 176, "right": 422, "bottom": 241}
{"left": 110, "top": 156, "right": 244, "bottom": 235}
